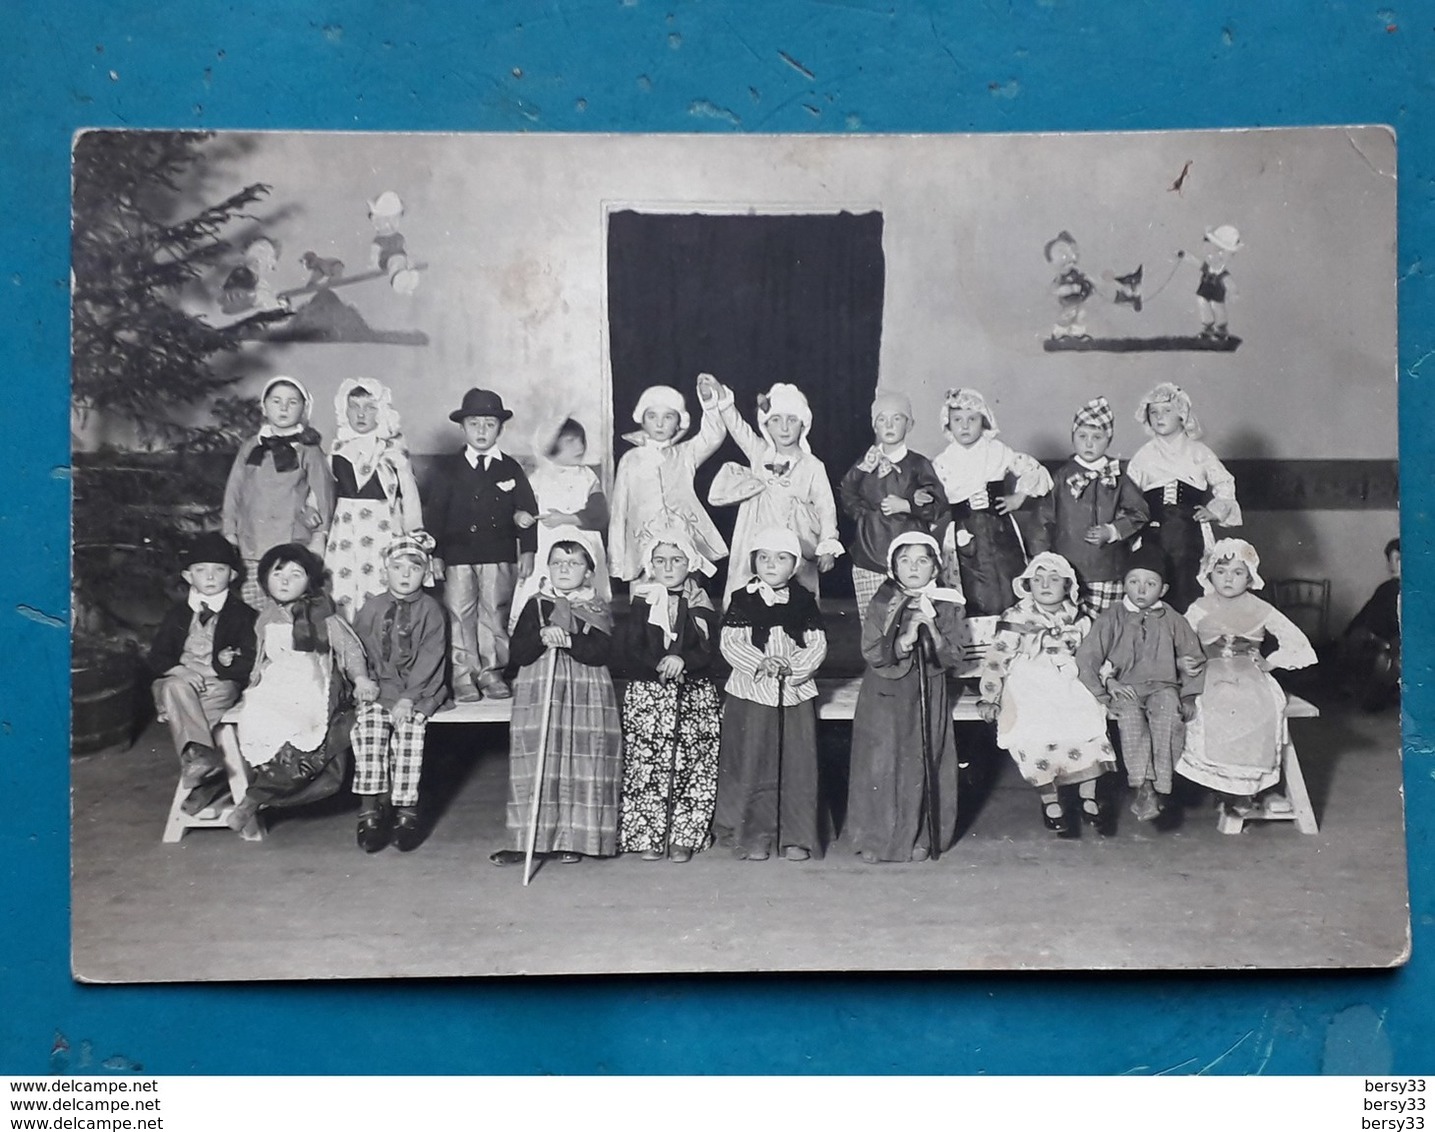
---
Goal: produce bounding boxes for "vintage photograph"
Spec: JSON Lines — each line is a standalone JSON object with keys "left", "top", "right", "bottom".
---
{"left": 69, "top": 127, "right": 1404, "bottom": 980}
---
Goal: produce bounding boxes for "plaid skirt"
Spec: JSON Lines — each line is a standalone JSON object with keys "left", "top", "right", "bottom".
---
{"left": 506, "top": 651, "right": 622, "bottom": 857}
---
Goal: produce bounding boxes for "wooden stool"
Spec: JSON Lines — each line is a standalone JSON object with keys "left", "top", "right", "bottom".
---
{"left": 161, "top": 710, "right": 263, "bottom": 843}
{"left": 1214, "top": 695, "right": 1320, "bottom": 835}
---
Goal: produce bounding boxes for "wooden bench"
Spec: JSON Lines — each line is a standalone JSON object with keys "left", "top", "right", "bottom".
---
{"left": 180, "top": 679, "right": 1319, "bottom": 842}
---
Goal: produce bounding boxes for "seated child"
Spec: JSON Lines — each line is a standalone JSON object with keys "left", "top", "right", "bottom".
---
{"left": 1339, "top": 537, "right": 1401, "bottom": 712}
{"left": 1076, "top": 544, "right": 1205, "bottom": 823}
{"left": 490, "top": 537, "right": 622, "bottom": 866}
{"left": 714, "top": 527, "right": 828, "bottom": 861}
{"left": 1029, "top": 397, "right": 1150, "bottom": 618}
{"left": 931, "top": 387, "right": 1052, "bottom": 617}
{"left": 425, "top": 387, "right": 537, "bottom": 702}
{"left": 349, "top": 534, "right": 449, "bottom": 853}
{"left": 147, "top": 531, "right": 258, "bottom": 812}
{"left": 509, "top": 413, "right": 611, "bottom": 628}
{"left": 839, "top": 389, "right": 945, "bottom": 613}
{"left": 1175, "top": 539, "right": 1317, "bottom": 817}
{"left": 1125, "top": 383, "right": 1241, "bottom": 613}
{"left": 847, "top": 532, "right": 964, "bottom": 863}
{"left": 978, "top": 552, "right": 1119, "bottom": 836}
{"left": 617, "top": 524, "right": 723, "bottom": 862}
{"left": 714, "top": 382, "right": 843, "bottom": 605}
{"left": 609, "top": 374, "right": 729, "bottom": 584}
{"left": 325, "top": 378, "right": 426, "bottom": 622}
{"left": 222, "top": 375, "right": 335, "bottom": 610}
{"left": 228, "top": 544, "right": 372, "bottom": 834}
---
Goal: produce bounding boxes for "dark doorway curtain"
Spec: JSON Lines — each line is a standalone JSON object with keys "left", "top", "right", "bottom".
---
{"left": 607, "top": 210, "right": 886, "bottom": 597}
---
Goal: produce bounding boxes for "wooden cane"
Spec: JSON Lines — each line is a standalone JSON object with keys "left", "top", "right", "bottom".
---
{"left": 774, "top": 669, "right": 787, "bottom": 855}
{"left": 522, "top": 644, "right": 561, "bottom": 886}
{"left": 915, "top": 623, "right": 941, "bottom": 861}
{"left": 662, "top": 680, "right": 686, "bottom": 856}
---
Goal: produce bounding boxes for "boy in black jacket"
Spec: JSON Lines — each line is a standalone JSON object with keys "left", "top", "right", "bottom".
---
{"left": 148, "top": 532, "right": 258, "bottom": 803}
{"left": 425, "top": 388, "right": 538, "bottom": 701}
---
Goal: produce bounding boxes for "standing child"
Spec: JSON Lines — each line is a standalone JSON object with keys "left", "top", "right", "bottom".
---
{"left": 147, "top": 532, "right": 258, "bottom": 811}
{"left": 1029, "top": 397, "right": 1150, "bottom": 618}
{"left": 1125, "top": 383, "right": 1242, "bottom": 613}
{"left": 349, "top": 534, "right": 449, "bottom": 853}
{"left": 714, "top": 527, "right": 828, "bottom": 861}
{"left": 326, "top": 378, "right": 425, "bottom": 622}
{"left": 1076, "top": 544, "right": 1206, "bottom": 823}
{"left": 222, "top": 375, "right": 335, "bottom": 610}
{"left": 617, "top": 525, "right": 723, "bottom": 862}
{"left": 978, "top": 552, "right": 1119, "bottom": 836}
{"left": 490, "top": 537, "right": 622, "bottom": 866}
{"left": 609, "top": 374, "right": 730, "bottom": 584}
{"left": 839, "top": 389, "right": 945, "bottom": 614}
{"left": 424, "top": 387, "right": 538, "bottom": 702}
{"left": 227, "top": 544, "right": 372, "bottom": 834}
{"left": 1175, "top": 539, "right": 1316, "bottom": 818}
{"left": 931, "top": 387, "right": 1053, "bottom": 617}
{"left": 713, "top": 382, "right": 844, "bottom": 606}
{"left": 509, "top": 413, "right": 610, "bottom": 627}
{"left": 847, "top": 532, "right": 964, "bottom": 863}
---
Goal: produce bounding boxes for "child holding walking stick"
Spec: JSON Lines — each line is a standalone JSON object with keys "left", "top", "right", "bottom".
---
{"left": 490, "top": 533, "right": 621, "bottom": 870}
{"left": 713, "top": 528, "right": 828, "bottom": 861}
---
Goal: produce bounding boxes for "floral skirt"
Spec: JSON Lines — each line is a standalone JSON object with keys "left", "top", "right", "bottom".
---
{"left": 618, "top": 677, "right": 722, "bottom": 852}
{"left": 326, "top": 496, "right": 400, "bottom": 621}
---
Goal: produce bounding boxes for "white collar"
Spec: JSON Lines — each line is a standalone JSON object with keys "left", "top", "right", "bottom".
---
{"left": 188, "top": 589, "right": 229, "bottom": 615}
{"left": 744, "top": 578, "right": 790, "bottom": 606}
{"left": 1122, "top": 596, "right": 1166, "bottom": 614}
{"left": 879, "top": 442, "right": 909, "bottom": 463}
{"left": 465, "top": 445, "right": 504, "bottom": 468}
{"left": 1074, "top": 454, "right": 1114, "bottom": 470}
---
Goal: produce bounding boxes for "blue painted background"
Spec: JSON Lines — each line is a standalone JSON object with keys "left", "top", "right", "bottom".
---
{"left": 3, "top": 1, "right": 1431, "bottom": 1074}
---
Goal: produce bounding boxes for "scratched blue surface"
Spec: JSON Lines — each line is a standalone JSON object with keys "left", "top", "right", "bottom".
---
{"left": 2, "top": 1, "right": 1431, "bottom": 1075}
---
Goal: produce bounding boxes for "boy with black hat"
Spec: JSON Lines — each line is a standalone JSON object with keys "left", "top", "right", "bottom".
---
{"left": 424, "top": 388, "right": 538, "bottom": 701}
{"left": 148, "top": 531, "right": 258, "bottom": 806}
{"left": 1075, "top": 543, "right": 1205, "bottom": 822}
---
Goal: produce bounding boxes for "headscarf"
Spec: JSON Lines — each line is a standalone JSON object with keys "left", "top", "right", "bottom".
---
{"left": 757, "top": 383, "right": 814, "bottom": 456}
{"left": 854, "top": 389, "right": 914, "bottom": 477}
{"left": 886, "top": 531, "right": 965, "bottom": 616}
{"left": 1012, "top": 551, "right": 1081, "bottom": 606}
{"left": 626, "top": 385, "right": 691, "bottom": 446}
{"left": 536, "top": 572, "right": 613, "bottom": 635}
{"left": 632, "top": 523, "right": 715, "bottom": 647}
{"left": 330, "top": 377, "right": 404, "bottom": 491}
{"left": 1135, "top": 382, "right": 1203, "bottom": 439}
{"left": 249, "top": 376, "right": 321, "bottom": 471}
{"left": 1198, "top": 538, "right": 1265, "bottom": 594}
{"left": 382, "top": 530, "right": 436, "bottom": 588}
{"left": 743, "top": 527, "right": 802, "bottom": 606}
{"left": 531, "top": 409, "right": 584, "bottom": 465}
{"left": 1072, "top": 396, "right": 1115, "bottom": 436}
{"left": 942, "top": 387, "right": 999, "bottom": 437}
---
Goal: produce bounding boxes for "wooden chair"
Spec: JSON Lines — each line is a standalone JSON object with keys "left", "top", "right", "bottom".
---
{"left": 162, "top": 706, "right": 263, "bottom": 842}
{"left": 1266, "top": 577, "right": 1331, "bottom": 645}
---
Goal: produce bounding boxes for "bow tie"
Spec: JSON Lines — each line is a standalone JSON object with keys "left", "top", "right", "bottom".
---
{"left": 247, "top": 430, "right": 316, "bottom": 473}
{"left": 856, "top": 446, "right": 897, "bottom": 478}
{"left": 1066, "top": 459, "right": 1119, "bottom": 500}
{"left": 764, "top": 460, "right": 792, "bottom": 478}
{"left": 197, "top": 602, "right": 216, "bottom": 626}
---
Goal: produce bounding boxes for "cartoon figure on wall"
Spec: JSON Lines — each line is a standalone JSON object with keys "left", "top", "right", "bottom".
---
{"left": 1041, "top": 223, "right": 1244, "bottom": 354}
{"left": 368, "top": 190, "right": 422, "bottom": 296}
{"left": 220, "top": 237, "right": 288, "bottom": 315}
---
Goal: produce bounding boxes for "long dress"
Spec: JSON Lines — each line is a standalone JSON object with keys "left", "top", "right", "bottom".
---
{"left": 609, "top": 400, "right": 728, "bottom": 582}
{"left": 616, "top": 580, "right": 722, "bottom": 853}
{"left": 978, "top": 597, "right": 1117, "bottom": 789}
{"left": 235, "top": 604, "right": 368, "bottom": 808}
{"left": 846, "top": 583, "right": 963, "bottom": 861}
{"left": 326, "top": 442, "right": 423, "bottom": 621}
{"left": 1175, "top": 593, "right": 1316, "bottom": 795}
{"left": 505, "top": 593, "right": 622, "bottom": 857}
{"left": 509, "top": 461, "right": 611, "bottom": 629}
{"left": 715, "top": 404, "right": 843, "bottom": 606}
{"left": 931, "top": 433, "right": 1052, "bottom": 618}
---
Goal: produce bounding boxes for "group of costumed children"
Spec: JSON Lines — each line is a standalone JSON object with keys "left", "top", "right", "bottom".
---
{"left": 151, "top": 368, "right": 1314, "bottom": 866}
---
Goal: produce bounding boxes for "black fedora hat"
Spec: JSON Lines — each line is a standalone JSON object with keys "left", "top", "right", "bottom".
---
{"left": 185, "top": 531, "right": 244, "bottom": 574}
{"left": 449, "top": 387, "right": 513, "bottom": 423}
